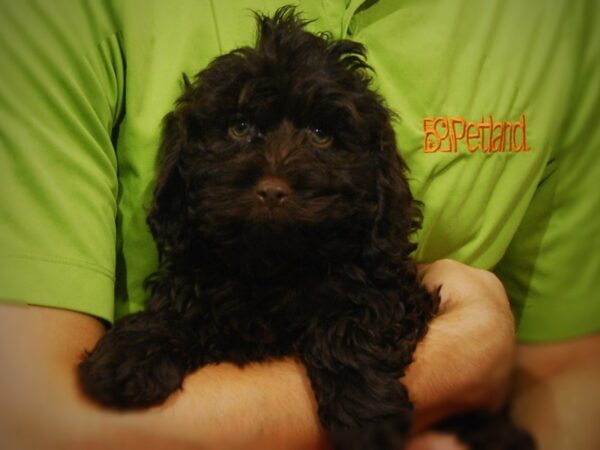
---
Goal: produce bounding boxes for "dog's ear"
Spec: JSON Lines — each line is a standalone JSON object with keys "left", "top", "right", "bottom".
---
{"left": 147, "top": 107, "right": 192, "bottom": 263}
{"left": 365, "top": 121, "right": 422, "bottom": 270}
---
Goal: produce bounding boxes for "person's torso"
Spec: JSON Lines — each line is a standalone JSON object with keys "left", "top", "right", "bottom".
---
{"left": 111, "top": 0, "right": 581, "bottom": 318}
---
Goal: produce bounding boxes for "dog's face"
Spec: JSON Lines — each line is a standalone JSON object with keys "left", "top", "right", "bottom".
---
{"left": 149, "top": 9, "right": 418, "bottom": 271}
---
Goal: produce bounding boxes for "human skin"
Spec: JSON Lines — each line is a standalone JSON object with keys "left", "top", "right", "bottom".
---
{"left": 407, "top": 334, "right": 600, "bottom": 450}
{"left": 406, "top": 267, "right": 600, "bottom": 450}
{"left": 0, "top": 260, "right": 516, "bottom": 450}
{"left": 510, "top": 333, "right": 600, "bottom": 450}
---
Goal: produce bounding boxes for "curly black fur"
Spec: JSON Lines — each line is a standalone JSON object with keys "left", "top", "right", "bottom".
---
{"left": 79, "top": 7, "right": 534, "bottom": 450}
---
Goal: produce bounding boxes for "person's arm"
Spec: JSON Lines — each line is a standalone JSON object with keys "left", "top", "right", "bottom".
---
{"left": 0, "top": 259, "right": 515, "bottom": 449}
{"left": 0, "top": 304, "right": 327, "bottom": 450}
{"left": 407, "top": 260, "right": 516, "bottom": 431}
{"left": 511, "top": 334, "right": 600, "bottom": 450}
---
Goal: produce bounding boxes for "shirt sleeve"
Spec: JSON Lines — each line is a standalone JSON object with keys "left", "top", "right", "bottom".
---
{"left": 494, "top": 0, "right": 600, "bottom": 342}
{"left": 0, "top": 0, "right": 124, "bottom": 323}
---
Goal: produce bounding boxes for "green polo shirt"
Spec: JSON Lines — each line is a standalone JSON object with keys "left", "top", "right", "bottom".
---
{"left": 1, "top": 0, "right": 599, "bottom": 342}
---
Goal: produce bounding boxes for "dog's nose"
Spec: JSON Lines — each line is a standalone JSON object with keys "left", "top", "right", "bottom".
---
{"left": 256, "top": 177, "right": 291, "bottom": 207}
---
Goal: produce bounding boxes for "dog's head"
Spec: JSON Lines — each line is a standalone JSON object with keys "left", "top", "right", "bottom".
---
{"left": 148, "top": 7, "right": 420, "bottom": 274}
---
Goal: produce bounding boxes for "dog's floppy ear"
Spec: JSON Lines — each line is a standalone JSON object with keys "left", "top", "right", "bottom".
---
{"left": 147, "top": 104, "right": 192, "bottom": 263}
{"left": 365, "top": 121, "right": 422, "bottom": 270}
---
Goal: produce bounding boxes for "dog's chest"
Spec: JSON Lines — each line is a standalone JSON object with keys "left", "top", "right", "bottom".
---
{"left": 189, "top": 275, "right": 341, "bottom": 360}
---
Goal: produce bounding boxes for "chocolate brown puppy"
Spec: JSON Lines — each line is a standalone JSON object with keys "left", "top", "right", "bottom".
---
{"left": 79, "top": 7, "right": 534, "bottom": 450}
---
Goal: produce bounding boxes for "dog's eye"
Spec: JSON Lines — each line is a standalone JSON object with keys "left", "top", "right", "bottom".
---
{"left": 228, "top": 120, "right": 252, "bottom": 139}
{"left": 309, "top": 127, "right": 332, "bottom": 147}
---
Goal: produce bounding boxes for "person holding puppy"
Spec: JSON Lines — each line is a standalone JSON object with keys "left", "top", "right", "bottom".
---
{"left": 1, "top": 1, "right": 598, "bottom": 449}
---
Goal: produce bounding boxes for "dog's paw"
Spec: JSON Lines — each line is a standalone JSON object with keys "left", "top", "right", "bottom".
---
{"left": 78, "top": 345, "right": 187, "bottom": 409}
{"left": 78, "top": 313, "right": 190, "bottom": 409}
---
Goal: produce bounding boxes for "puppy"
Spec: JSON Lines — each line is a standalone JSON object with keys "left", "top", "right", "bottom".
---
{"left": 79, "top": 7, "right": 534, "bottom": 450}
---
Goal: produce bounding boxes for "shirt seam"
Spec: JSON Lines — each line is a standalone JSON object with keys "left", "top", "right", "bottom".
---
{"left": 3, "top": 253, "right": 115, "bottom": 280}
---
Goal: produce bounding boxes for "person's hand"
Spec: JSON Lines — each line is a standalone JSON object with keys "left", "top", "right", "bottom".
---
{"left": 417, "top": 259, "right": 512, "bottom": 320}
{"left": 404, "top": 259, "right": 517, "bottom": 432}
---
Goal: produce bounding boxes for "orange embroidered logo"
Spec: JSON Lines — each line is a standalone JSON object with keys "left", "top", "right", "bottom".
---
{"left": 423, "top": 114, "right": 531, "bottom": 153}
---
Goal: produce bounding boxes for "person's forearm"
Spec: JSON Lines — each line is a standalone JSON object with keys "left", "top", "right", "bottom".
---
{"left": 404, "top": 300, "right": 514, "bottom": 432}
{"left": 511, "top": 333, "right": 600, "bottom": 450}
{"left": 73, "top": 361, "right": 328, "bottom": 450}
{"left": 0, "top": 304, "right": 194, "bottom": 450}
{"left": 406, "top": 261, "right": 516, "bottom": 432}
{"left": 0, "top": 304, "right": 328, "bottom": 450}
{"left": 127, "top": 360, "right": 328, "bottom": 450}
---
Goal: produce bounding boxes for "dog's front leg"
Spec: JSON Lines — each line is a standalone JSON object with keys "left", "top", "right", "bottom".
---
{"left": 301, "top": 318, "right": 414, "bottom": 450}
{"left": 78, "top": 309, "right": 196, "bottom": 409}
